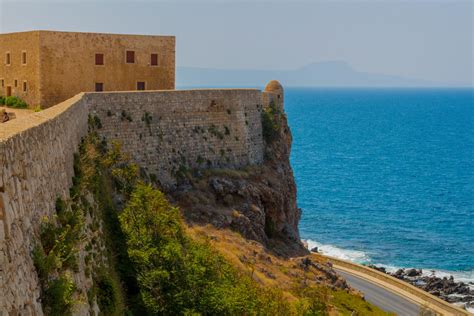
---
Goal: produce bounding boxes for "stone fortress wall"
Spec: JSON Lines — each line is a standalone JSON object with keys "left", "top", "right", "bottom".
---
{"left": 88, "top": 89, "right": 266, "bottom": 187}
{"left": 0, "top": 94, "right": 89, "bottom": 315}
{"left": 0, "top": 82, "right": 283, "bottom": 314}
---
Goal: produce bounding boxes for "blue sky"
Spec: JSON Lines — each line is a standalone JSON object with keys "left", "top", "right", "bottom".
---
{"left": 1, "top": 0, "right": 472, "bottom": 86}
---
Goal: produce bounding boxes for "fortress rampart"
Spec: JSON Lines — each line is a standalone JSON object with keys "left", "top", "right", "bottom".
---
{"left": 0, "top": 85, "right": 282, "bottom": 314}
{"left": 88, "top": 89, "right": 265, "bottom": 187}
{"left": 0, "top": 94, "right": 89, "bottom": 314}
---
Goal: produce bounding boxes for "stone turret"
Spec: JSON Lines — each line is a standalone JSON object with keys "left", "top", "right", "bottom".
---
{"left": 263, "top": 80, "right": 284, "bottom": 111}
{"left": 265, "top": 80, "right": 283, "bottom": 94}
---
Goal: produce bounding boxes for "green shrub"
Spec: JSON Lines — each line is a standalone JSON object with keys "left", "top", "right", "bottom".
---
{"left": 261, "top": 102, "right": 282, "bottom": 144}
{"left": 261, "top": 100, "right": 283, "bottom": 144}
{"left": 43, "top": 274, "right": 76, "bottom": 316}
{"left": 118, "top": 183, "right": 291, "bottom": 315}
{"left": 33, "top": 198, "right": 84, "bottom": 315}
{"left": 94, "top": 271, "right": 120, "bottom": 315}
{"left": 4, "top": 96, "right": 28, "bottom": 108}
{"left": 88, "top": 114, "right": 102, "bottom": 130}
{"left": 32, "top": 244, "right": 57, "bottom": 281}
{"left": 0, "top": 96, "right": 5, "bottom": 105}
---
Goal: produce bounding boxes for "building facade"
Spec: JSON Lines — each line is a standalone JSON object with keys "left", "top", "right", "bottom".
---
{"left": 0, "top": 30, "right": 175, "bottom": 108}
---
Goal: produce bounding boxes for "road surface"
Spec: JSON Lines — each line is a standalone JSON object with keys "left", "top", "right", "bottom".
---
{"left": 336, "top": 269, "right": 422, "bottom": 315}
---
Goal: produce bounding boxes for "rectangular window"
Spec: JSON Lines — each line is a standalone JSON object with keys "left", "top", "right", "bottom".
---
{"left": 23, "top": 81, "right": 27, "bottom": 92}
{"left": 22, "top": 51, "right": 27, "bottom": 65}
{"left": 150, "top": 53, "right": 158, "bottom": 66}
{"left": 95, "top": 82, "right": 104, "bottom": 92}
{"left": 1, "top": 79, "right": 4, "bottom": 87}
{"left": 14, "top": 80, "right": 17, "bottom": 87}
{"left": 6, "top": 52, "right": 11, "bottom": 65}
{"left": 137, "top": 81, "right": 146, "bottom": 90}
{"left": 126, "top": 50, "right": 135, "bottom": 63}
{"left": 95, "top": 53, "right": 104, "bottom": 65}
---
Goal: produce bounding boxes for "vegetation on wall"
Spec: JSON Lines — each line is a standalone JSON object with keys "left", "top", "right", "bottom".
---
{"left": 32, "top": 198, "right": 84, "bottom": 314}
{"left": 141, "top": 111, "right": 153, "bottom": 135}
{"left": 121, "top": 110, "right": 133, "bottom": 122}
{"left": 208, "top": 124, "right": 224, "bottom": 140}
{"left": 32, "top": 131, "right": 133, "bottom": 315}
{"left": 77, "top": 134, "right": 139, "bottom": 315}
{"left": 88, "top": 114, "right": 102, "bottom": 129}
{"left": 262, "top": 100, "right": 281, "bottom": 143}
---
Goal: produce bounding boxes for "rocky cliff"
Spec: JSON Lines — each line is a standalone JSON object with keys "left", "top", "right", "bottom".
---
{"left": 169, "top": 86, "right": 306, "bottom": 257}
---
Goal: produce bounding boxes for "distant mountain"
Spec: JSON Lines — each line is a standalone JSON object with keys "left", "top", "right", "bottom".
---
{"left": 177, "top": 61, "right": 438, "bottom": 88}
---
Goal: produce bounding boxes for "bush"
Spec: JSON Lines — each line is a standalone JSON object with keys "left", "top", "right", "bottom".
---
{"left": 0, "top": 96, "right": 5, "bottom": 105}
{"left": 261, "top": 101, "right": 281, "bottom": 143}
{"left": 32, "top": 197, "right": 84, "bottom": 315}
{"left": 88, "top": 114, "right": 102, "bottom": 130}
{"left": 296, "top": 286, "right": 329, "bottom": 315}
{"left": 119, "top": 183, "right": 292, "bottom": 315}
{"left": 94, "top": 271, "right": 120, "bottom": 315}
{"left": 43, "top": 274, "right": 76, "bottom": 316}
{"left": 32, "top": 244, "right": 57, "bottom": 281}
{"left": 5, "top": 96, "right": 28, "bottom": 108}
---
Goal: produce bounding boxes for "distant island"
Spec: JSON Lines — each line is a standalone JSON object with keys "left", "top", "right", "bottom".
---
{"left": 177, "top": 61, "right": 441, "bottom": 88}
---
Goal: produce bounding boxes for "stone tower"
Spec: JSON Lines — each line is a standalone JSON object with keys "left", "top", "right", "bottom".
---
{"left": 263, "top": 79, "right": 284, "bottom": 111}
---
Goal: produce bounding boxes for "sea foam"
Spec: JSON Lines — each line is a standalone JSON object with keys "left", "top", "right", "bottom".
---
{"left": 305, "top": 239, "right": 474, "bottom": 284}
{"left": 305, "top": 239, "right": 371, "bottom": 263}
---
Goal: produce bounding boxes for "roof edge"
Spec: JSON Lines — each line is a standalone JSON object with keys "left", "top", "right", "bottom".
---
{"left": 0, "top": 30, "right": 175, "bottom": 38}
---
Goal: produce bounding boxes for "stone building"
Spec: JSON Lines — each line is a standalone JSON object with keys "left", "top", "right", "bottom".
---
{"left": 0, "top": 30, "right": 175, "bottom": 108}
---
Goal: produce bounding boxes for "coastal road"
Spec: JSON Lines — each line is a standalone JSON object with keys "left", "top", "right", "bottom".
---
{"left": 335, "top": 269, "right": 421, "bottom": 315}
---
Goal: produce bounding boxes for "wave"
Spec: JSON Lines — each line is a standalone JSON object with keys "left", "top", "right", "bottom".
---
{"left": 304, "top": 239, "right": 474, "bottom": 285}
{"left": 305, "top": 239, "right": 371, "bottom": 263}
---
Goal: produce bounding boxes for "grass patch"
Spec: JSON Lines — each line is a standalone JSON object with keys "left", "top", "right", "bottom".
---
{"left": 329, "top": 288, "right": 395, "bottom": 315}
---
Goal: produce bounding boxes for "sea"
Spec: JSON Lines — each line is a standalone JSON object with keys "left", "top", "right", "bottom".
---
{"left": 285, "top": 88, "right": 473, "bottom": 283}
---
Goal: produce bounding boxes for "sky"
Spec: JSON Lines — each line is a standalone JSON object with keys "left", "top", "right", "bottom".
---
{"left": 0, "top": 0, "right": 472, "bottom": 86}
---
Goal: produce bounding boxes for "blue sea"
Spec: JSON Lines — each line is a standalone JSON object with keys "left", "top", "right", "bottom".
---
{"left": 285, "top": 88, "right": 474, "bottom": 282}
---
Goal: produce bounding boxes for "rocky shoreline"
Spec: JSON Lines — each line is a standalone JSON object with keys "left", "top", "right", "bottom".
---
{"left": 367, "top": 265, "right": 474, "bottom": 311}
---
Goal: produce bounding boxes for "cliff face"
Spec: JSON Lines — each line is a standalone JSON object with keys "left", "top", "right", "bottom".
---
{"left": 169, "top": 86, "right": 306, "bottom": 257}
